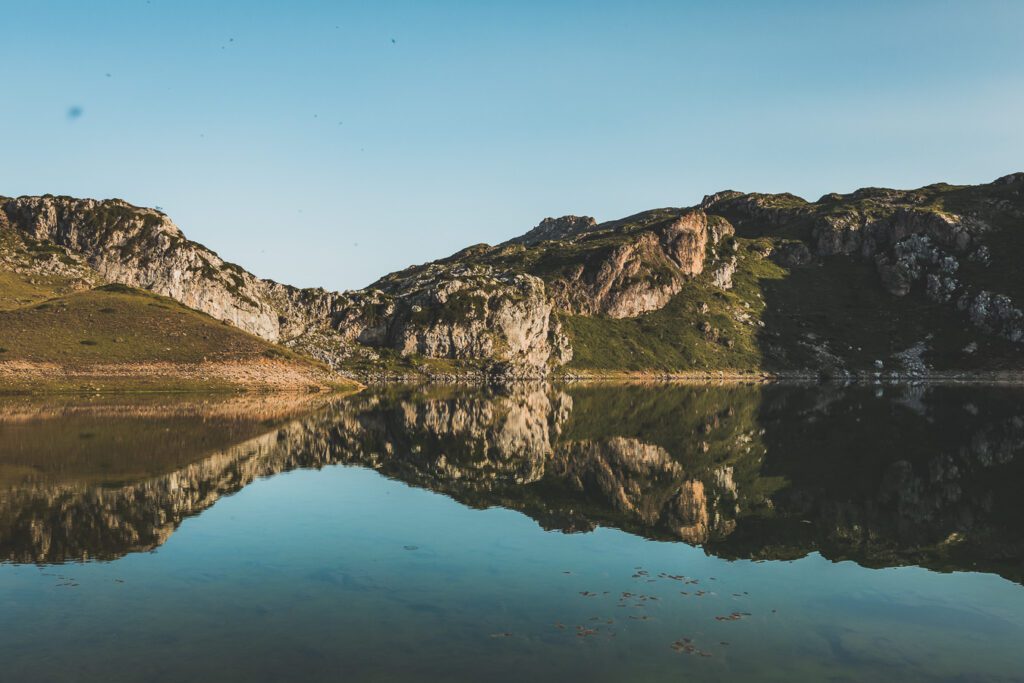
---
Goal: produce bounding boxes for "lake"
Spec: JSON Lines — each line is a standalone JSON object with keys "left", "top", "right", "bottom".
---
{"left": 0, "top": 384, "right": 1022, "bottom": 682}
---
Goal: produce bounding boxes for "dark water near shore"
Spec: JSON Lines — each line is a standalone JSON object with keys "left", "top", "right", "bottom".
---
{"left": 1, "top": 384, "right": 1022, "bottom": 682}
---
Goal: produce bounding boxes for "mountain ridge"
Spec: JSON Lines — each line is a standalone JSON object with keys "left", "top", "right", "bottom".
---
{"left": 4, "top": 171, "right": 1024, "bottom": 381}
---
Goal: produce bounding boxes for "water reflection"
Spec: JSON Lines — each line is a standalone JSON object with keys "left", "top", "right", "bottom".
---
{"left": 0, "top": 384, "right": 1021, "bottom": 583}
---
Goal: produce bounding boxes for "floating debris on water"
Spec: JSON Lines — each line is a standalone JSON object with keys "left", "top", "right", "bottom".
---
{"left": 715, "top": 611, "right": 752, "bottom": 622}
{"left": 671, "top": 638, "right": 712, "bottom": 656}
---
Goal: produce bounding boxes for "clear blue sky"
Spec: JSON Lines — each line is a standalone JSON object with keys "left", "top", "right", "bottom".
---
{"left": 2, "top": 1, "right": 1022, "bottom": 291}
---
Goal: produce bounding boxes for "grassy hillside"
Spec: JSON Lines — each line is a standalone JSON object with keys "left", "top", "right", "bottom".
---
{"left": 0, "top": 284, "right": 355, "bottom": 393}
{"left": 0, "top": 225, "right": 98, "bottom": 310}
{"left": 2, "top": 284, "right": 272, "bottom": 363}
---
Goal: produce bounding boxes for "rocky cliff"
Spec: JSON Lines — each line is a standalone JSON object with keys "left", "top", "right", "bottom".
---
{"left": 5, "top": 172, "right": 1024, "bottom": 378}
{"left": 1, "top": 195, "right": 338, "bottom": 342}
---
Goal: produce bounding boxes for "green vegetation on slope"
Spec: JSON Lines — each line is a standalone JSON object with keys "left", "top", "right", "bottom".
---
{"left": 0, "top": 228, "right": 97, "bottom": 310}
{"left": 559, "top": 238, "right": 780, "bottom": 373}
{"left": 560, "top": 235, "right": 1024, "bottom": 375}
{"left": 757, "top": 253, "right": 1022, "bottom": 373}
{"left": 0, "top": 271, "right": 75, "bottom": 312}
{"left": 0, "top": 284, "right": 281, "bottom": 363}
{"left": 0, "top": 284, "right": 352, "bottom": 393}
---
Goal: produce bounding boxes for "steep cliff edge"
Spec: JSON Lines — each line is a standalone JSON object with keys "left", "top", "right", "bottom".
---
{"left": 4, "top": 172, "right": 1024, "bottom": 379}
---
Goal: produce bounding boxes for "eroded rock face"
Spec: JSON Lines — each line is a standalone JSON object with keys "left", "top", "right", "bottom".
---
{"left": 0, "top": 211, "right": 99, "bottom": 293}
{"left": 547, "top": 210, "right": 730, "bottom": 318}
{"left": 700, "top": 178, "right": 1024, "bottom": 354}
{"left": 813, "top": 207, "right": 987, "bottom": 258}
{"left": 958, "top": 290, "right": 1024, "bottom": 343}
{"left": 875, "top": 234, "right": 960, "bottom": 297}
{"left": 1, "top": 196, "right": 338, "bottom": 342}
{"left": 7, "top": 172, "right": 1023, "bottom": 376}
{"left": 337, "top": 263, "right": 570, "bottom": 374}
{"left": 1, "top": 196, "right": 573, "bottom": 374}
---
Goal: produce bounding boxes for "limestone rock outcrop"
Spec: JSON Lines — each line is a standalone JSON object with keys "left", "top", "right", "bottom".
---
{"left": 545, "top": 210, "right": 733, "bottom": 318}
{"left": 505, "top": 215, "right": 597, "bottom": 246}
{"left": 5, "top": 171, "right": 1024, "bottom": 378}
{"left": 1, "top": 195, "right": 338, "bottom": 342}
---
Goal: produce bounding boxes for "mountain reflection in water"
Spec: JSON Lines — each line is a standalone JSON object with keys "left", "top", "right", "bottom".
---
{"left": 1, "top": 384, "right": 1021, "bottom": 584}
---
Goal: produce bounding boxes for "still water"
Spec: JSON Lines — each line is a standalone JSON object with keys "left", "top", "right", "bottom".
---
{"left": 0, "top": 384, "right": 1022, "bottom": 682}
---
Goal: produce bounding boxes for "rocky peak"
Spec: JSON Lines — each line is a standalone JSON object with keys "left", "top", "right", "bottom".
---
{"left": 700, "top": 190, "right": 744, "bottom": 208}
{"left": 505, "top": 215, "right": 597, "bottom": 246}
{"left": 545, "top": 209, "right": 735, "bottom": 318}
{"left": 994, "top": 172, "right": 1024, "bottom": 186}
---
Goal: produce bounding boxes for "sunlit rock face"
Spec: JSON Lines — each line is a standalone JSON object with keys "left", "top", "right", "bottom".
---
{"left": 6, "top": 173, "right": 1024, "bottom": 377}
{"left": 0, "top": 385, "right": 1021, "bottom": 582}
{"left": 545, "top": 210, "right": 731, "bottom": 318}
{"left": 0, "top": 196, "right": 343, "bottom": 343}
{"left": 0, "top": 196, "right": 574, "bottom": 375}
{"left": 0, "top": 198, "right": 734, "bottom": 374}
{"left": 336, "top": 265, "right": 568, "bottom": 375}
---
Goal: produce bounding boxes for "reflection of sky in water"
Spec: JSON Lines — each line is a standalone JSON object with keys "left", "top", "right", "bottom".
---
{"left": 2, "top": 465, "right": 1022, "bottom": 683}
